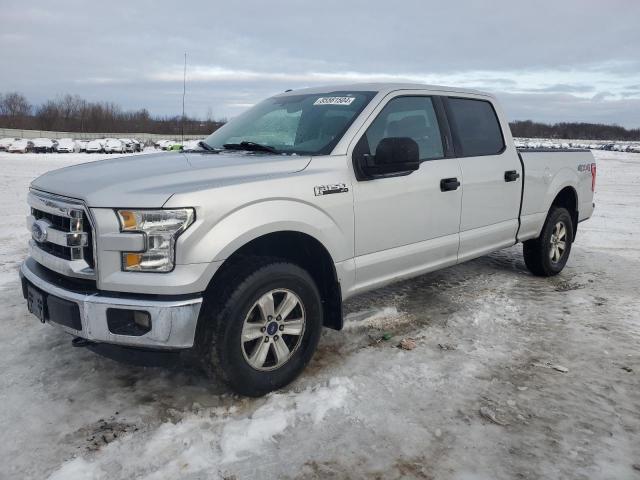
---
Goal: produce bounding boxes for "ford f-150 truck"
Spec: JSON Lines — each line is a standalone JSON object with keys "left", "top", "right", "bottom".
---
{"left": 20, "top": 83, "right": 596, "bottom": 396}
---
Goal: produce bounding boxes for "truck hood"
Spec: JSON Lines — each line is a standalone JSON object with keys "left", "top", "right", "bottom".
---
{"left": 31, "top": 151, "right": 312, "bottom": 208}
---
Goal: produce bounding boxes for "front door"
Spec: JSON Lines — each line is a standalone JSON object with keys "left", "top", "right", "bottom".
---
{"left": 350, "top": 94, "right": 462, "bottom": 293}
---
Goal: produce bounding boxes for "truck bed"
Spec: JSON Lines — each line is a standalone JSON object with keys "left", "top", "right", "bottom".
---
{"left": 517, "top": 149, "right": 596, "bottom": 242}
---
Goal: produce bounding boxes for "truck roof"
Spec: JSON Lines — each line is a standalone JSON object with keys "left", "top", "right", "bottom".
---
{"left": 275, "top": 82, "right": 494, "bottom": 99}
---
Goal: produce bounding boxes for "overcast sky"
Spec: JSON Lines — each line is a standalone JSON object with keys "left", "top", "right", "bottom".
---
{"left": 1, "top": 0, "right": 639, "bottom": 127}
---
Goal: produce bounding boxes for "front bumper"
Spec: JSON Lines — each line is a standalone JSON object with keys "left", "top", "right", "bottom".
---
{"left": 20, "top": 259, "right": 203, "bottom": 349}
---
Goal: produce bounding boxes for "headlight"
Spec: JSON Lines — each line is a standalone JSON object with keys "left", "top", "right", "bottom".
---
{"left": 117, "top": 208, "right": 194, "bottom": 272}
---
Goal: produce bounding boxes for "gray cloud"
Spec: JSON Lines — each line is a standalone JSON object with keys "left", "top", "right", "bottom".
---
{"left": 499, "top": 92, "right": 640, "bottom": 127}
{"left": 524, "top": 84, "right": 595, "bottom": 94}
{"left": 1, "top": 0, "right": 639, "bottom": 127}
{"left": 592, "top": 91, "right": 614, "bottom": 102}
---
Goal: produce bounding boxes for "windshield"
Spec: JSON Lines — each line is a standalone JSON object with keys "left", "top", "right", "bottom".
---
{"left": 202, "top": 91, "right": 376, "bottom": 155}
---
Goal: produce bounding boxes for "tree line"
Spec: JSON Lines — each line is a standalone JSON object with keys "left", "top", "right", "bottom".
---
{"left": 1, "top": 91, "right": 639, "bottom": 140}
{"left": 509, "top": 120, "right": 640, "bottom": 141}
{"left": 0, "top": 92, "right": 224, "bottom": 135}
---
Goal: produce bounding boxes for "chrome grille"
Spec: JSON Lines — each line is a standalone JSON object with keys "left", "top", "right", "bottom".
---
{"left": 27, "top": 191, "right": 96, "bottom": 279}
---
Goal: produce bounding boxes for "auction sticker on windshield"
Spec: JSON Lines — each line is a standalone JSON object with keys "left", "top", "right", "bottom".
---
{"left": 313, "top": 96, "right": 356, "bottom": 106}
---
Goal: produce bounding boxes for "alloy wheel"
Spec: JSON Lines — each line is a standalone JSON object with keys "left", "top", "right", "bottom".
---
{"left": 549, "top": 221, "right": 567, "bottom": 263}
{"left": 240, "top": 289, "right": 306, "bottom": 371}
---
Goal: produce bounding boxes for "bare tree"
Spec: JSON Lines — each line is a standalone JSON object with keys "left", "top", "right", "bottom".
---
{"left": 35, "top": 100, "right": 60, "bottom": 130}
{"left": 1, "top": 90, "right": 227, "bottom": 135}
{"left": 0, "top": 92, "right": 32, "bottom": 127}
{"left": 510, "top": 120, "right": 640, "bottom": 141}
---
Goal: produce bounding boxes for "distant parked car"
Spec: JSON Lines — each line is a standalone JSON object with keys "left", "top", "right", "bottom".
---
{"left": 182, "top": 139, "right": 204, "bottom": 151}
{"left": 0, "top": 137, "right": 20, "bottom": 151}
{"left": 131, "top": 139, "right": 142, "bottom": 152}
{"left": 86, "top": 139, "right": 105, "bottom": 153}
{"left": 155, "top": 139, "right": 174, "bottom": 150}
{"left": 32, "top": 138, "right": 58, "bottom": 153}
{"left": 77, "top": 140, "right": 89, "bottom": 152}
{"left": 104, "top": 138, "right": 124, "bottom": 154}
{"left": 118, "top": 138, "right": 135, "bottom": 153}
{"left": 55, "top": 138, "right": 77, "bottom": 153}
{"left": 8, "top": 139, "right": 34, "bottom": 153}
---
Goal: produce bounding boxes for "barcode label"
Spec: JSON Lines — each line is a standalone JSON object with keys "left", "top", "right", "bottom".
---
{"left": 313, "top": 96, "right": 356, "bottom": 106}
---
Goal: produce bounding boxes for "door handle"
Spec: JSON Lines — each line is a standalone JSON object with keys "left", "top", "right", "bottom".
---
{"left": 504, "top": 170, "right": 520, "bottom": 182}
{"left": 440, "top": 177, "right": 461, "bottom": 192}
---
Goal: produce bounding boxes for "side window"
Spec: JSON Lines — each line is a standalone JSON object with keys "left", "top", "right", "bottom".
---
{"left": 447, "top": 98, "right": 505, "bottom": 157}
{"left": 356, "top": 96, "right": 444, "bottom": 161}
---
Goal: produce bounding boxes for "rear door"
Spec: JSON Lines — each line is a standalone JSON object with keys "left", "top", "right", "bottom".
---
{"left": 444, "top": 96, "right": 522, "bottom": 262}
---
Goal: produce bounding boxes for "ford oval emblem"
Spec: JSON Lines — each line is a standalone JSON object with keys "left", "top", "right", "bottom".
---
{"left": 32, "top": 219, "right": 49, "bottom": 243}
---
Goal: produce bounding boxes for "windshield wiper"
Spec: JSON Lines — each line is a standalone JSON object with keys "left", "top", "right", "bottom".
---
{"left": 197, "top": 140, "right": 220, "bottom": 153}
{"left": 222, "top": 141, "right": 279, "bottom": 154}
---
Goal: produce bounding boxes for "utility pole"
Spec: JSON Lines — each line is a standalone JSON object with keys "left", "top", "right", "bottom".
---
{"left": 181, "top": 52, "right": 187, "bottom": 143}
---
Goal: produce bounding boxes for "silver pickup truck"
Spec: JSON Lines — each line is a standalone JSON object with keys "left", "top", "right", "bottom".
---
{"left": 20, "top": 83, "right": 596, "bottom": 396}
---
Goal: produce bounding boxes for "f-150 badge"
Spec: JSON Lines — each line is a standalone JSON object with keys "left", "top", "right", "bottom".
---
{"left": 314, "top": 184, "right": 349, "bottom": 196}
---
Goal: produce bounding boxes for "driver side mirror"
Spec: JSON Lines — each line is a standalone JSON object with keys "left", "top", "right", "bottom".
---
{"left": 356, "top": 137, "right": 420, "bottom": 179}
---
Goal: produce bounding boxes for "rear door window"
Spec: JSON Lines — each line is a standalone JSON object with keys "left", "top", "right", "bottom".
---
{"left": 447, "top": 98, "right": 505, "bottom": 157}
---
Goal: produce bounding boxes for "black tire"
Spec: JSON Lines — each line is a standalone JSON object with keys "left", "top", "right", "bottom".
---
{"left": 523, "top": 206, "right": 574, "bottom": 276}
{"left": 195, "top": 257, "right": 323, "bottom": 397}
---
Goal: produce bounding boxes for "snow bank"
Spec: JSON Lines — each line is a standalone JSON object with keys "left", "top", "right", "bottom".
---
{"left": 343, "top": 306, "right": 405, "bottom": 330}
{"left": 48, "top": 378, "right": 353, "bottom": 480}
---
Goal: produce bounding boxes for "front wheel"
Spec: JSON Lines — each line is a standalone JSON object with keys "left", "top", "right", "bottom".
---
{"left": 523, "top": 206, "right": 574, "bottom": 276}
{"left": 196, "top": 258, "right": 323, "bottom": 397}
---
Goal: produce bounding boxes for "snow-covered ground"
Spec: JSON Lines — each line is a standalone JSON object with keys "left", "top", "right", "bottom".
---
{"left": 0, "top": 150, "right": 639, "bottom": 479}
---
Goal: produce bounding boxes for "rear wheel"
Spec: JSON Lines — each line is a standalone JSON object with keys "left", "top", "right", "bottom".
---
{"left": 196, "top": 258, "right": 323, "bottom": 397}
{"left": 523, "top": 206, "right": 574, "bottom": 276}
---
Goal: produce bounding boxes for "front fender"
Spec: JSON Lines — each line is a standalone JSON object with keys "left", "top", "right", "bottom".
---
{"left": 178, "top": 199, "right": 352, "bottom": 266}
